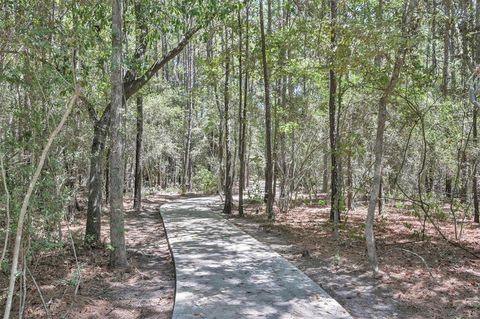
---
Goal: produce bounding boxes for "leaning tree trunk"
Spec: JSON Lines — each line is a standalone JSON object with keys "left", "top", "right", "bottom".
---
{"left": 366, "top": 49, "right": 407, "bottom": 274}
{"left": 366, "top": 96, "right": 387, "bottom": 274}
{"left": 109, "top": 0, "right": 128, "bottom": 268}
{"left": 3, "top": 92, "right": 78, "bottom": 319}
{"left": 365, "top": 0, "right": 415, "bottom": 275}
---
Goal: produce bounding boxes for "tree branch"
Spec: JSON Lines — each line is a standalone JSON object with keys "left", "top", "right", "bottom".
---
{"left": 124, "top": 24, "right": 203, "bottom": 99}
{"left": 97, "top": 24, "right": 203, "bottom": 126}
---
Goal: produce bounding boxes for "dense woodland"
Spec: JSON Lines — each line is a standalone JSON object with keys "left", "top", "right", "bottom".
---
{"left": 1, "top": 0, "right": 480, "bottom": 317}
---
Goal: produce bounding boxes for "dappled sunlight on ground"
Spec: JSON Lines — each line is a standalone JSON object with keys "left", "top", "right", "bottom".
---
{"left": 162, "top": 197, "right": 351, "bottom": 319}
{"left": 230, "top": 198, "right": 480, "bottom": 319}
{"left": 0, "top": 193, "right": 176, "bottom": 318}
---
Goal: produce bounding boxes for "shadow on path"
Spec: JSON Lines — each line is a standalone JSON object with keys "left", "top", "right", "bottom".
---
{"left": 161, "top": 197, "right": 352, "bottom": 319}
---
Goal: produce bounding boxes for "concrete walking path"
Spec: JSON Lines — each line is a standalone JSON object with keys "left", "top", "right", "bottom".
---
{"left": 161, "top": 196, "right": 352, "bottom": 319}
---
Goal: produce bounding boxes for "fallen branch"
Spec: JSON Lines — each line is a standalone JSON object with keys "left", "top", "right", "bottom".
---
{"left": 26, "top": 265, "right": 51, "bottom": 319}
{"left": 388, "top": 248, "right": 438, "bottom": 283}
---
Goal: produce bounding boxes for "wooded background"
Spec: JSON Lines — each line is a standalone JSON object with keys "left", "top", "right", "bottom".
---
{"left": 1, "top": 0, "right": 480, "bottom": 315}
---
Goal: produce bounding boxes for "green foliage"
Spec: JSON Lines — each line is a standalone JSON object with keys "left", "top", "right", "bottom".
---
{"left": 317, "top": 199, "right": 327, "bottom": 207}
{"left": 1, "top": 258, "right": 9, "bottom": 274}
{"left": 193, "top": 167, "right": 217, "bottom": 194}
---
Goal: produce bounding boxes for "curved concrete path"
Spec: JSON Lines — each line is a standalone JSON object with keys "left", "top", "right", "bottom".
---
{"left": 161, "top": 197, "right": 352, "bottom": 319}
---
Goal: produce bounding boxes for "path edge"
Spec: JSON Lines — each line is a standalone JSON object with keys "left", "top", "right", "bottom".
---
{"left": 158, "top": 207, "right": 177, "bottom": 318}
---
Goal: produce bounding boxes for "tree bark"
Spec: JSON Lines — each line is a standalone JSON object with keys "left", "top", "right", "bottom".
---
{"left": 329, "top": 0, "right": 340, "bottom": 234}
{"left": 474, "top": 106, "right": 479, "bottom": 222}
{"left": 366, "top": 50, "right": 407, "bottom": 274}
{"left": 441, "top": 0, "right": 451, "bottom": 96}
{"left": 85, "top": 121, "right": 108, "bottom": 244}
{"left": 182, "top": 46, "right": 193, "bottom": 194}
{"left": 133, "top": 2, "right": 147, "bottom": 212}
{"left": 260, "top": 0, "right": 274, "bottom": 219}
{"left": 238, "top": 3, "right": 249, "bottom": 217}
{"left": 365, "top": 0, "right": 416, "bottom": 274}
{"left": 322, "top": 150, "right": 329, "bottom": 193}
{"left": 109, "top": 0, "right": 128, "bottom": 268}
{"left": 222, "top": 28, "right": 233, "bottom": 215}
{"left": 347, "top": 147, "right": 353, "bottom": 210}
{"left": 133, "top": 95, "right": 143, "bottom": 211}
{"left": 474, "top": 0, "right": 480, "bottom": 223}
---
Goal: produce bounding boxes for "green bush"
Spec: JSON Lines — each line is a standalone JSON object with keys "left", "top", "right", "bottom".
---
{"left": 193, "top": 167, "right": 217, "bottom": 194}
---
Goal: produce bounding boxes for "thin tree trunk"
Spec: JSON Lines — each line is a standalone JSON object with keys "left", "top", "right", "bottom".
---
{"left": 260, "top": 0, "right": 274, "bottom": 219}
{"left": 133, "top": 95, "right": 143, "bottom": 212}
{"left": 474, "top": 0, "right": 480, "bottom": 223}
{"left": 322, "top": 150, "right": 329, "bottom": 193}
{"left": 329, "top": 0, "right": 340, "bottom": 236}
{"left": 474, "top": 107, "right": 479, "bottom": 222}
{"left": 3, "top": 92, "right": 78, "bottom": 319}
{"left": 182, "top": 47, "right": 193, "bottom": 194}
{"left": 365, "top": 0, "right": 415, "bottom": 275}
{"left": 109, "top": 0, "right": 128, "bottom": 268}
{"left": 366, "top": 50, "right": 407, "bottom": 274}
{"left": 222, "top": 28, "right": 233, "bottom": 215}
{"left": 133, "top": 2, "right": 147, "bottom": 212}
{"left": 238, "top": 3, "right": 249, "bottom": 217}
{"left": 347, "top": 148, "right": 353, "bottom": 210}
{"left": 442, "top": 0, "right": 451, "bottom": 96}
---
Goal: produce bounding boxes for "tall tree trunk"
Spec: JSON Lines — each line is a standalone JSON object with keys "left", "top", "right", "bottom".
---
{"left": 109, "top": 0, "right": 128, "bottom": 268}
{"left": 366, "top": 49, "right": 407, "bottom": 274}
{"left": 238, "top": 3, "right": 249, "bottom": 217}
{"left": 431, "top": 0, "right": 437, "bottom": 71}
{"left": 365, "top": 0, "right": 415, "bottom": 275}
{"left": 133, "top": 95, "right": 143, "bottom": 212}
{"left": 474, "top": 0, "right": 480, "bottom": 223}
{"left": 133, "top": 2, "right": 147, "bottom": 212}
{"left": 442, "top": 0, "right": 451, "bottom": 96}
{"left": 329, "top": 0, "right": 340, "bottom": 235}
{"left": 223, "top": 28, "right": 233, "bottom": 215}
{"left": 260, "top": 0, "right": 274, "bottom": 219}
{"left": 182, "top": 46, "right": 193, "bottom": 194}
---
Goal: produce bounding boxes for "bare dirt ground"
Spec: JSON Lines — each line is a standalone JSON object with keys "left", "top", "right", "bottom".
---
{"left": 0, "top": 193, "right": 175, "bottom": 319}
{"left": 230, "top": 197, "right": 480, "bottom": 319}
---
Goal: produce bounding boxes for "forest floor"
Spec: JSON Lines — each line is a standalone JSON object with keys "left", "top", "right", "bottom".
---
{"left": 0, "top": 193, "right": 176, "bottom": 318}
{"left": 229, "top": 197, "right": 480, "bottom": 319}
{"left": 3, "top": 192, "right": 479, "bottom": 318}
